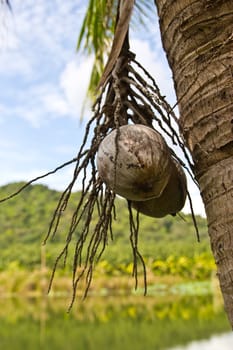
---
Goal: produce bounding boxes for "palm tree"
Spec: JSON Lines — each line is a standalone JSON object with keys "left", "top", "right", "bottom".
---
{"left": 77, "top": 0, "right": 233, "bottom": 326}
{"left": 2, "top": 0, "right": 233, "bottom": 324}
{"left": 155, "top": 0, "right": 233, "bottom": 327}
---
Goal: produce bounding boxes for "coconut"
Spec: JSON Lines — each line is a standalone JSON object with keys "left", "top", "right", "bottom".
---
{"left": 97, "top": 124, "right": 174, "bottom": 201}
{"left": 131, "top": 158, "right": 187, "bottom": 217}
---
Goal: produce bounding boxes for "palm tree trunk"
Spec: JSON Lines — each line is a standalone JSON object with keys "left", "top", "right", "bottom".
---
{"left": 155, "top": 0, "right": 233, "bottom": 326}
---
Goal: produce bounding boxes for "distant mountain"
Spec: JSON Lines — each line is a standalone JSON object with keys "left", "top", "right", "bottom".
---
{"left": 0, "top": 182, "right": 210, "bottom": 270}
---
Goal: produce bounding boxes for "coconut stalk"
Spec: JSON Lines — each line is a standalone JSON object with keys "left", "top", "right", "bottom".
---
{"left": 0, "top": 0, "right": 199, "bottom": 306}
{"left": 43, "top": 28, "right": 197, "bottom": 305}
{"left": 97, "top": 124, "right": 187, "bottom": 217}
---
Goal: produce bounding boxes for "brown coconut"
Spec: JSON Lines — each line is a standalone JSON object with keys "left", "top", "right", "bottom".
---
{"left": 131, "top": 158, "right": 187, "bottom": 217}
{"left": 97, "top": 124, "right": 174, "bottom": 202}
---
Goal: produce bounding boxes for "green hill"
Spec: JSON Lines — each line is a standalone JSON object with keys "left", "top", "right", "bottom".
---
{"left": 0, "top": 182, "right": 213, "bottom": 279}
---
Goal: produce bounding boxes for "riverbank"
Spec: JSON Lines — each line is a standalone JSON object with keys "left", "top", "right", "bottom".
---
{"left": 0, "top": 265, "right": 222, "bottom": 302}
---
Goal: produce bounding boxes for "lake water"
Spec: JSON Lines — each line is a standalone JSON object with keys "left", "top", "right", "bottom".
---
{"left": 170, "top": 332, "right": 233, "bottom": 350}
{"left": 0, "top": 290, "right": 231, "bottom": 350}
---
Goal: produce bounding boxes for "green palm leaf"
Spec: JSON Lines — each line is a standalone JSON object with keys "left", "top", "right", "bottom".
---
{"left": 77, "top": 0, "right": 155, "bottom": 96}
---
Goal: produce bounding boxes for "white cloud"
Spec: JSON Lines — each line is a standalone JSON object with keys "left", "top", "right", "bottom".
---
{"left": 0, "top": 51, "right": 33, "bottom": 78}
{"left": 9, "top": 0, "right": 86, "bottom": 63}
{"left": 15, "top": 55, "right": 94, "bottom": 126}
{"left": 0, "top": 163, "right": 82, "bottom": 193}
{"left": 39, "top": 166, "right": 81, "bottom": 192}
{"left": 0, "top": 169, "right": 47, "bottom": 187}
{"left": 0, "top": 0, "right": 93, "bottom": 127}
{"left": 59, "top": 56, "right": 93, "bottom": 118}
{"left": 42, "top": 92, "right": 70, "bottom": 117}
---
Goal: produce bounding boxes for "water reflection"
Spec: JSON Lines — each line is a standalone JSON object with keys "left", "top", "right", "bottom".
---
{"left": 0, "top": 294, "right": 231, "bottom": 350}
{"left": 169, "top": 332, "right": 233, "bottom": 350}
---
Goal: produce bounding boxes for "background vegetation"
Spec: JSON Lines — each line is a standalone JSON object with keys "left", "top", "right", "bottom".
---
{"left": 0, "top": 182, "right": 215, "bottom": 296}
{"left": 1, "top": 183, "right": 230, "bottom": 350}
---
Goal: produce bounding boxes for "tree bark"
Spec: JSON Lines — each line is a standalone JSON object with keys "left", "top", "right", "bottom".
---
{"left": 155, "top": 0, "right": 233, "bottom": 326}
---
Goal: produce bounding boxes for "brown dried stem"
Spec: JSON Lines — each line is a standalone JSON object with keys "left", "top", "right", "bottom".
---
{"left": 45, "top": 49, "right": 199, "bottom": 302}
{"left": 0, "top": 45, "right": 200, "bottom": 305}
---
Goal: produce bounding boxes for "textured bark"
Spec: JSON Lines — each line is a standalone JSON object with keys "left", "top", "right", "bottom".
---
{"left": 155, "top": 0, "right": 233, "bottom": 325}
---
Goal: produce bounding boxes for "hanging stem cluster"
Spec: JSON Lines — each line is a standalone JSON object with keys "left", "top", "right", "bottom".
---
{"left": 0, "top": 44, "right": 198, "bottom": 307}
{"left": 0, "top": 0, "right": 202, "bottom": 311}
{"left": 0, "top": 42, "right": 199, "bottom": 306}
{"left": 41, "top": 45, "right": 198, "bottom": 307}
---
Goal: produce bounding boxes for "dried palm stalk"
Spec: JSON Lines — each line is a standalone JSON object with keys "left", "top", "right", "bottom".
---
{"left": 0, "top": 0, "right": 199, "bottom": 307}
{"left": 41, "top": 44, "right": 199, "bottom": 308}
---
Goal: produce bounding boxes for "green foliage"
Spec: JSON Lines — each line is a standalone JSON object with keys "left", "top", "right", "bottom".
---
{"left": 77, "top": 0, "right": 157, "bottom": 95}
{"left": 0, "top": 295, "right": 230, "bottom": 350}
{"left": 77, "top": 0, "right": 118, "bottom": 96}
{"left": 0, "top": 182, "right": 214, "bottom": 280}
{"left": 151, "top": 253, "right": 216, "bottom": 279}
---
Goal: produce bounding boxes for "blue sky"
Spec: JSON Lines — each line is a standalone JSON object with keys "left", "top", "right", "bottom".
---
{"left": 0, "top": 0, "right": 205, "bottom": 216}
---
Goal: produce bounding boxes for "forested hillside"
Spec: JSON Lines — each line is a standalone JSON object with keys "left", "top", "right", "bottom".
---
{"left": 0, "top": 182, "right": 212, "bottom": 275}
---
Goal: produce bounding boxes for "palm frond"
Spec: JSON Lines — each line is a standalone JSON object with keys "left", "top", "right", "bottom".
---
{"left": 77, "top": 0, "right": 118, "bottom": 96}
{"left": 77, "top": 0, "right": 155, "bottom": 97}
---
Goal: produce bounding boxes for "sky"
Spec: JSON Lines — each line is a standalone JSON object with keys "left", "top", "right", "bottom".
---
{"left": 0, "top": 0, "right": 205, "bottom": 216}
